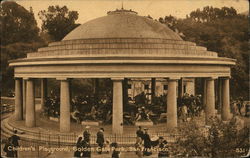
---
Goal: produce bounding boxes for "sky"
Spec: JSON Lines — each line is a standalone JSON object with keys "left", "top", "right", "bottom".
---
{"left": 14, "top": 0, "right": 249, "bottom": 28}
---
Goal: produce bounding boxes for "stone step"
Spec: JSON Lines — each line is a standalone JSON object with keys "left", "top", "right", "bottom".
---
{"left": 1, "top": 118, "right": 76, "bottom": 146}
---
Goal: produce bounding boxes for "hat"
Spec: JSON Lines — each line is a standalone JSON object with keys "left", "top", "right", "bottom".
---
{"left": 85, "top": 126, "right": 90, "bottom": 129}
{"left": 100, "top": 128, "right": 104, "bottom": 131}
{"left": 144, "top": 128, "right": 148, "bottom": 130}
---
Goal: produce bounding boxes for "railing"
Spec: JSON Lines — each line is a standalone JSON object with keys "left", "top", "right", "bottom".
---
{"left": 1, "top": 130, "right": 182, "bottom": 157}
{"left": 7, "top": 130, "right": 181, "bottom": 146}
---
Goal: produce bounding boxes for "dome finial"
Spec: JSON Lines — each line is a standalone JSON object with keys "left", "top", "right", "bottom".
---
{"left": 121, "top": 1, "right": 124, "bottom": 10}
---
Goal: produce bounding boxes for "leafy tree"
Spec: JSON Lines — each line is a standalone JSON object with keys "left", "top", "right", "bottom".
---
{"left": 0, "top": 1, "right": 44, "bottom": 95}
{"left": 175, "top": 117, "right": 249, "bottom": 157}
{"left": 1, "top": 42, "right": 45, "bottom": 95}
{"left": 159, "top": 6, "right": 249, "bottom": 99}
{"left": 38, "top": 5, "right": 79, "bottom": 41}
{"left": 189, "top": 6, "right": 237, "bottom": 23}
{"left": 0, "top": 1, "right": 41, "bottom": 45}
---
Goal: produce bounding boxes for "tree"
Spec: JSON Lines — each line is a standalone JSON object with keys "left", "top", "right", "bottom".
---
{"left": 0, "top": 1, "right": 41, "bottom": 45}
{"left": 189, "top": 6, "right": 237, "bottom": 23}
{"left": 0, "top": 1, "right": 44, "bottom": 95}
{"left": 159, "top": 6, "right": 248, "bottom": 99}
{"left": 38, "top": 5, "right": 79, "bottom": 41}
{"left": 175, "top": 117, "right": 249, "bottom": 157}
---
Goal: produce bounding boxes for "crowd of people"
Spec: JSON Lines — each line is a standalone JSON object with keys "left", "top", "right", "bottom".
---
{"left": 44, "top": 90, "right": 249, "bottom": 127}
{"left": 177, "top": 93, "right": 203, "bottom": 120}
{"left": 135, "top": 126, "right": 169, "bottom": 158}
{"left": 73, "top": 126, "right": 169, "bottom": 158}
{"left": 231, "top": 97, "right": 250, "bottom": 117}
{"left": 74, "top": 126, "right": 121, "bottom": 158}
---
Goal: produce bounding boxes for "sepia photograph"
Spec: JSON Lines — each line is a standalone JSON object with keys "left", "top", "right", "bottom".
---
{"left": 0, "top": 0, "right": 249, "bottom": 157}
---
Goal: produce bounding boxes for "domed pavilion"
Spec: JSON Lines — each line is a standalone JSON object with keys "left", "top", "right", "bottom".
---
{"left": 9, "top": 9, "right": 235, "bottom": 134}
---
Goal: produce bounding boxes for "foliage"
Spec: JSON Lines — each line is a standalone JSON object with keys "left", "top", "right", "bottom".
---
{"left": 189, "top": 6, "right": 237, "bottom": 23}
{"left": 159, "top": 6, "right": 249, "bottom": 99}
{"left": 0, "top": 1, "right": 41, "bottom": 45}
{"left": 38, "top": 5, "right": 79, "bottom": 41}
{"left": 1, "top": 42, "right": 45, "bottom": 94}
{"left": 0, "top": 1, "right": 45, "bottom": 96}
{"left": 175, "top": 117, "right": 249, "bottom": 157}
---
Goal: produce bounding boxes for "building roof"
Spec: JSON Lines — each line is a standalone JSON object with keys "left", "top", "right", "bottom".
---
{"left": 9, "top": 9, "right": 235, "bottom": 79}
{"left": 63, "top": 9, "right": 182, "bottom": 41}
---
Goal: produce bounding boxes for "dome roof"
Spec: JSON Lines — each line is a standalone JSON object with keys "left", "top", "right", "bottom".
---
{"left": 63, "top": 9, "right": 182, "bottom": 41}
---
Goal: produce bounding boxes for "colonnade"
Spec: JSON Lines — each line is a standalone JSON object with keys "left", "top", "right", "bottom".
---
{"left": 14, "top": 77, "right": 231, "bottom": 133}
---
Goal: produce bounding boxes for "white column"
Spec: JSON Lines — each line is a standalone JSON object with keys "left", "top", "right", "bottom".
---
{"left": 205, "top": 77, "right": 215, "bottom": 124}
{"left": 22, "top": 79, "right": 26, "bottom": 118}
{"left": 112, "top": 78, "right": 123, "bottom": 134}
{"left": 167, "top": 78, "right": 178, "bottom": 129}
{"left": 26, "top": 78, "right": 36, "bottom": 127}
{"left": 59, "top": 78, "right": 70, "bottom": 132}
{"left": 221, "top": 77, "right": 230, "bottom": 120}
{"left": 15, "top": 78, "right": 23, "bottom": 120}
{"left": 41, "top": 78, "right": 47, "bottom": 111}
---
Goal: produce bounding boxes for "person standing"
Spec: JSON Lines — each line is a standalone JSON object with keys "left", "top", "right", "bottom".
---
{"left": 136, "top": 126, "right": 144, "bottom": 139}
{"left": 74, "top": 137, "right": 83, "bottom": 157}
{"left": 135, "top": 136, "right": 143, "bottom": 158}
{"left": 142, "top": 128, "right": 152, "bottom": 156}
{"left": 111, "top": 142, "right": 120, "bottom": 158}
{"left": 83, "top": 126, "right": 91, "bottom": 143}
{"left": 237, "top": 98, "right": 244, "bottom": 115}
{"left": 181, "top": 104, "right": 188, "bottom": 122}
{"left": 11, "top": 130, "right": 20, "bottom": 157}
{"left": 4, "top": 137, "right": 14, "bottom": 158}
{"left": 82, "top": 139, "right": 91, "bottom": 158}
{"left": 83, "top": 126, "right": 91, "bottom": 158}
{"left": 96, "top": 128, "right": 105, "bottom": 154}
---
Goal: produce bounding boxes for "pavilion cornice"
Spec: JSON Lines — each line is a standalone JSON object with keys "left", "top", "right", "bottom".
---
{"left": 9, "top": 56, "right": 236, "bottom": 67}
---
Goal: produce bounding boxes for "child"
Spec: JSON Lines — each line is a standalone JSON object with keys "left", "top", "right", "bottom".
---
{"left": 111, "top": 142, "right": 120, "bottom": 158}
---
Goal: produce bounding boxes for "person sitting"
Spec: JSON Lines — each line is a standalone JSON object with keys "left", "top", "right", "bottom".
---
{"left": 136, "top": 107, "right": 151, "bottom": 121}
{"left": 135, "top": 108, "right": 142, "bottom": 121}
{"left": 90, "top": 106, "right": 97, "bottom": 120}
{"left": 84, "top": 106, "right": 97, "bottom": 121}
{"left": 123, "top": 112, "right": 133, "bottom": 125}
{"left": 104, "top": 110, "right": 112, "bottom": 124}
